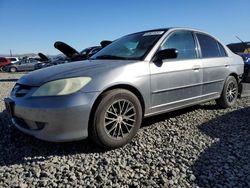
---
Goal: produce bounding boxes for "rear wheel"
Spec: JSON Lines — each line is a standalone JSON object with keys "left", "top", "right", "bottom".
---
{"left": 90, "top": 89, "right": 142, "bottom": 149}
{"left": 9, "top": 67, "right": 17, "bottom": 73}
{"left": 216, "top": 76, "right": 238, "bottom": 108}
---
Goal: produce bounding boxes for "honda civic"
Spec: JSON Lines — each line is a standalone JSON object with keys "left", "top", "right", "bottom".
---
{"left": 5, "top": 28, "right": 244, "bottom": 149}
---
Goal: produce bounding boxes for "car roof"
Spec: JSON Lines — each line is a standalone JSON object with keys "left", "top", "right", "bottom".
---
{"left": 5, "top": 57, "right": 19, "bottom": 59}
{"left": 130, "top": 27, "right": 211, "bottom": 36}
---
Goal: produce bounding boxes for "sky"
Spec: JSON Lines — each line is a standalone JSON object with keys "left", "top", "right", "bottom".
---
{"left": 0, "top": 0, "right": 249, "bottom": 55}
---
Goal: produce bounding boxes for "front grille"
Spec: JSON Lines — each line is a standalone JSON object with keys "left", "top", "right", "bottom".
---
{"left": 12, "top": 84, "right": 33, "bottom": 97}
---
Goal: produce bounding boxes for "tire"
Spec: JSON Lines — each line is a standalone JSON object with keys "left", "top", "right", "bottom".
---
{"left": 9, "top": 67, "right": 17, "bottom": 73}
{"left": 90, "top": 89, "right": 142, "bottom": 149}
{"left": 216, "top": 76, "right": 238, "bottom": 108}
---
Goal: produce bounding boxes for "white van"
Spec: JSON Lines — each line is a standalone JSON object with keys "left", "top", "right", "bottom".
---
{"left": 6, "top": 57, "right": 20, "bottom": 64}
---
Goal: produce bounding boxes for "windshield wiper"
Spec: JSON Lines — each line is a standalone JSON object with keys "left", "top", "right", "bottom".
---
{"left": 94, "top": 55, "right": 127, "bottom": 60}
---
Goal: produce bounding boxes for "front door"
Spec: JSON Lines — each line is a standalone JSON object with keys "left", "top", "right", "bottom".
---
{"left": 150, "top": 30, "right": 203, "bottom": 114}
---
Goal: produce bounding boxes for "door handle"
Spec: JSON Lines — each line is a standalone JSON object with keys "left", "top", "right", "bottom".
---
{"left": 192, "top": 65, "right": 200, "bottom": 71}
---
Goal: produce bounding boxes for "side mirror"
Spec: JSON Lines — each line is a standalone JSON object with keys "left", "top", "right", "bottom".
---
{"left": 153, "top": 48, "right": 178, "bottom": 64}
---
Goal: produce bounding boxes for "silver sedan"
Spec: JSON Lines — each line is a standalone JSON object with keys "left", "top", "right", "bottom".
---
{"left": 5, "top": 28, "right": 244, "bottom": 149}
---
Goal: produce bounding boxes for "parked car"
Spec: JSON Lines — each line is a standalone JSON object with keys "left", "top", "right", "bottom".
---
{"left": 237, "top": 53, "right": 250, "bottom": 83}
{"left": 33, "top": 53, "right": 51, "bottom": 70}
{"left": 5, "top": 57, "right": 21, "bottom": 64}
{"left": 54, "top": 40, "right": 112, "bottom": 61}
{"left": 0, "top": 57, "right": 11, "bottom": 70}
{"left": 36, "top": 53, "right": 50, "bottom": 62}
{"left": 227, "top": 42, "right": 250, "bottom": 54}
{"left": 227, "top": 42, "right": 250, "bottom": 82}
{"left": 2, "top": 58, "right": 43, "bottom": 72}
{"left": 34, "top": 53, "right": 69, "bottom": 70}
{"left": 36, "top": 40, "right": 112, "bottom": 70}
{"left": 80, "top": 46, "right": 102, "bottom": 59}
{"left": 5, "top": 28, "right": 244, "bottom": 149}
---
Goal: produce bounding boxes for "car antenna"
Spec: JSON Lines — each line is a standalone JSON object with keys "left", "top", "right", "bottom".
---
{"left": 235, "top": 36, "right": 250, "bottom": 54}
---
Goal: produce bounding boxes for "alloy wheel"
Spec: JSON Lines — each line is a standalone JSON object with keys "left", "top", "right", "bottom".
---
{"left": 104, "top": 99, "right": 136, "bottom": 140}
{"left": 226, "top": 81, "right": 237, "bottom": 103}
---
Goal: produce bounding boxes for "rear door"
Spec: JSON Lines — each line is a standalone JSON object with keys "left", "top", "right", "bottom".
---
{"left": 150, "top": 30, "right": 203, "bottom": 113}
{"left": 195, "top": 33, "right": 230, "bottom": 98}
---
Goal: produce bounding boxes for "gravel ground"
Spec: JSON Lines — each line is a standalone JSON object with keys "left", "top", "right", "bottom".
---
{"left": 0, "top": 72, "right": 250, "bottom": 187}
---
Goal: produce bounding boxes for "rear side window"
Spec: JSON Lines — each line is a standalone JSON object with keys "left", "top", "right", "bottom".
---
{"left": 30, "top": 60, "right": 37, "bottom": 63}
{"left": 161, "top": 31, "right": 197, "bottom": 59}
{"left": 197, "top": 33, "right": 226, "bottom": 58}
{"left": 218, "top": 43, "right": 227, "bottom": 57}
{"left": 7, "top": 58, "right": 16, "bottom": 61}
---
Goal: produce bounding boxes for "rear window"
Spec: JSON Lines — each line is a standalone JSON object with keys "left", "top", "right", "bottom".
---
{"left": 197, "top": 33, "right": 227, "bottom": 58}
{"left": 8, "top": 58, "right": 17, "bottom": 61}
{"left": 218, "top": 43, "right": 227, "bottom": 57}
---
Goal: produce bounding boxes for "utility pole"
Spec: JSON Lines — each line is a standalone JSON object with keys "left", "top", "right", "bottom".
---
{"left": 10, "top": 49, "right": 12, "bottom": 57}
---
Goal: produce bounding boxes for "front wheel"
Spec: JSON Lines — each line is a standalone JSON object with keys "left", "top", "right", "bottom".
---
{"left": 216, "top": 76, "right": 238, "bottom": 108}
{"left": 90, "top": 89, "right": 142, "bottom": 149}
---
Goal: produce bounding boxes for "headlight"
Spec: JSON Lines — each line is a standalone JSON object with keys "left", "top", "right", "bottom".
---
{"left": 32, "top": 77, "right": 91, "bottom": 96}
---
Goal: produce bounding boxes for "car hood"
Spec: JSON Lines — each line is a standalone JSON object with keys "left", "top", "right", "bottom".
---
{"left": 100, "top": 40, "right": 112, "bottom": 47}
{"left": 17, "top": 60, "right": 137, "bottom": 86}
{"left": 54, "top": 41, "right": 79, "bottom": 58}
{"left": 38, "top": 53, "right": 49, "bottom": 62}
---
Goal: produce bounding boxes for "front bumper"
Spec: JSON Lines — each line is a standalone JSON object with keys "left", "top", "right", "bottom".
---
{"left": 6, "top": 91, "right": 100, "bottom": 142}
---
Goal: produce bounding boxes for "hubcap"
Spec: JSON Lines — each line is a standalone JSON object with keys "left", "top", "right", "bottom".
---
{"left": 104, "top": 99, "right": 136, "bottom": 140}
{"left": 226, "top": 82, "right": 237, "bottom": 103}
{"left": 10, "top": 67, "right": 16, "bottom": 72}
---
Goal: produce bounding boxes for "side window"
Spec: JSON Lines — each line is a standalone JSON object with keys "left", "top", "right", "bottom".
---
{"left": 196, "top": 33, "right": 221, "bottom": 58}
{"left": 160, "top": 31, "right": 197, "bottom": 59}
{"left": 21, "top": 60, "right": 28, "bottom": 64}
{"left": 217, "top": 43, "right": 227, "bottom": 57}
{"left": 30, "top": 60, "right": 37, "bottom": 63}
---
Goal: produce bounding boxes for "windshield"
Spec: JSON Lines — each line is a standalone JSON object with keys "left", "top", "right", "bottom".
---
{"left": 80, "top": 47, "right": 93, "bottom": 55}
{"left": 91, "top": 30, "right": 166, "bottom": 60}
